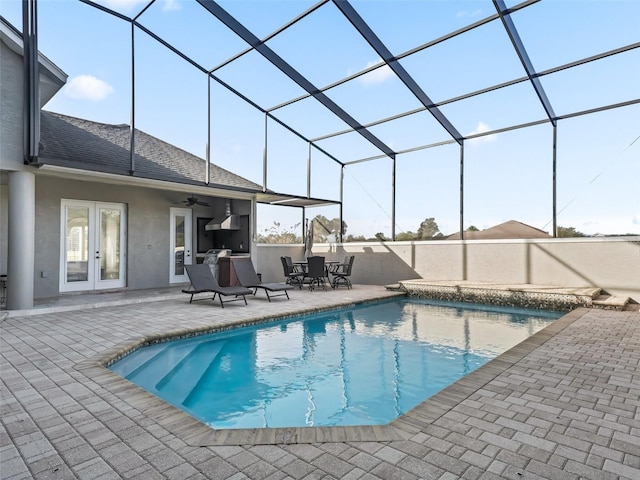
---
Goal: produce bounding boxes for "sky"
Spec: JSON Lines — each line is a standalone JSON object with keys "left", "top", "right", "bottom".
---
{"left": 1, "top": 0, "right": 638, "bottom": 238}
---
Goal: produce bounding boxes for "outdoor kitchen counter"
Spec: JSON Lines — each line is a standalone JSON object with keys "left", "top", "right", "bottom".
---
{"left": 217, "top": 255, "right": 251, "bottom": 287}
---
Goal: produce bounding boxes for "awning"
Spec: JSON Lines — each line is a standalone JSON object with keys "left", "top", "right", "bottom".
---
{"left": 256, "top": 192, "right": 340, "bottom": 209}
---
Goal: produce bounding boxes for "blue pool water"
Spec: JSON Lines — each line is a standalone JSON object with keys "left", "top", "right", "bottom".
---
{"left": 110, "top": 298, "right": 562, "bottom": 429}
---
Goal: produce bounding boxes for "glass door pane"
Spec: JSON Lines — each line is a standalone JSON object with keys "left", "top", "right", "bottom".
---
{"left": 170, "top": 208, "right": 192, "bottom": 284}
{"left": 61, "top": 200, "right": 126, "bottom": 293}
{"left": 99, "top": 208, "right": 121, "bottom": 281}
{"left": 174, "top": 215, "right": 185, "bottom": 276}
{"left": 66, "top": 206, "right": 89, "bottom": 283}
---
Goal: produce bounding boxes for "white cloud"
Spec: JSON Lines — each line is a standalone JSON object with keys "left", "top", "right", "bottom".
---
{"left": 64, "top": 75, "right": 114, "bottom": 101}
{"left": 456, "top": 9, "right": 483, "bottom": 19}
{"left": 99, "top": 0, "right": 179, "bottom": 13}
{"left": 466, "top": 121, "right": 497, "bottom": 143}
{"left": 358, "top": 60, "right": 394, "bottom": 86}
{"left": 99, "top": 0, "right": 147, "bottom": 12}
{"left": 162, "top": 0, "right": 181, "bottom": 12}
{"left": 633, "top": 213, "right": 640, "bottom": 225}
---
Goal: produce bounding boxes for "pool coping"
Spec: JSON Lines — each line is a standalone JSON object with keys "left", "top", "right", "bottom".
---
{"left": 400, "top": 280, "right": 601, "bottom": 311}
{"left": 75, "top": 298, "right": 588, "bottom": 446}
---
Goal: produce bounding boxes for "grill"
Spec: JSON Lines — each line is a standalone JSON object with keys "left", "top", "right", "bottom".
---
{"left": 202, "top": 249, "right": 231, "bottom": 279}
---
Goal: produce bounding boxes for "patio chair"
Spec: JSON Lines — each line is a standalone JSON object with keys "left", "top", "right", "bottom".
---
{"left": 281, "top": 256, "right": 304, "bottom": 287}
{"left": 304, "top": 256, "right": 327, "bottom": 291}
{"left": 330, "top": 255, "right": 355, "bottom": 289}
{"left": 182, "top": 264, "right": 253, "bottom": 308}
{"left": 233, "top": 257, "right": 293, "bottom": 302}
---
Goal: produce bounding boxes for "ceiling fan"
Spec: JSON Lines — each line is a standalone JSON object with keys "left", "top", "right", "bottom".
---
{"left": 181, "top": 195, "right": 210, "bottom": 207}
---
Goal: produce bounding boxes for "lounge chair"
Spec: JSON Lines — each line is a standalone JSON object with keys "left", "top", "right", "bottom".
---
{"left": 330, "top": 255, "right": 355, "bottom": 289}
{"left": 182, "top": 264, "right": 253, "bottom": 308}
{"left": 232, "top": 257, "right": 293, "bottom": 301}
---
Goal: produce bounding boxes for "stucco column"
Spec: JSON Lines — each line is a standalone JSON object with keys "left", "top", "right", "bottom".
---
{"left": 7, "top": 170, "right": 35, "bottom": 310}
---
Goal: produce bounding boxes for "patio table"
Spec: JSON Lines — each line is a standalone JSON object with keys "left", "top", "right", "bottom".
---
{"left": 293, "top": 259, "right": 339, "bottom": 275}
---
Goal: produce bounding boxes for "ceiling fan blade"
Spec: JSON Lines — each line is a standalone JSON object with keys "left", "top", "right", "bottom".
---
{"left": 181, "top": 196, "right": 210, "bottom": 207}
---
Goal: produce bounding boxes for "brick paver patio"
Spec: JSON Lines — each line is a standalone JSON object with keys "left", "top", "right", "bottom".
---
{"left": 1, "top": 286, "right": 639, "bottom": 479}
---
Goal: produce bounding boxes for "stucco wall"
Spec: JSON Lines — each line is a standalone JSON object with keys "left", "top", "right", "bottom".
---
{"left": 254, "top": 238, "right": 640, "bottom": 301}
{"left": 0, "top": 39, "right": 25, "bottom": 171}
{"left": 33, "top": 176, "right": 220, "bottom": 298}
{"left": 0, "top": 182, "right": 7, "bottom": 276}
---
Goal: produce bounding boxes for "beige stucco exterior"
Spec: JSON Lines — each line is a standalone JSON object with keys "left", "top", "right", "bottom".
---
{"left": 254, "top": 237, "right": 640, "bottom": 301}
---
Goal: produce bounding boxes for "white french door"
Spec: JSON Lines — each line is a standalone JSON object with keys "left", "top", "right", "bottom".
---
{"left": 60, "top": 200, "right": 127, "bottom": 292}
{"left": 169, "top": 208, "right": 192, "bottom": 284}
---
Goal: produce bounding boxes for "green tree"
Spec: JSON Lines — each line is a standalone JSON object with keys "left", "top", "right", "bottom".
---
{"left": 557, "top": 226, "right": 586, "bottom": 238}
{"left": 256, "top": 221, "right": 302, "bottom": 244}
{"left": 345, "top": 234, "right": 366, "bottom": 242}
{"left": 417, "top": 217, "right": 440, "bottom": 239}
{"left": 396, "top": 231, "right": 418, "bottom": 241}
{"left": 310, "top": 215, "right": 347, "bottom": 242}
{"left": 374, "top": 232, "right": 386, "bottom": 241}
{"left": 466, "top": 225, "right": 479, "bottom": 231}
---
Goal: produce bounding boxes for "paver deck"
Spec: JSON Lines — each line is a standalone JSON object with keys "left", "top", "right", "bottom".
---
{"left": 1, "top": 286, "right": 639, "bottom": 479}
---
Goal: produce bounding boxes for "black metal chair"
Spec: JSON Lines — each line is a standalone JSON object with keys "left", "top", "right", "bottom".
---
{"left": 304, "top": 256, "right": 327, "bottom": 291}
{"left": 281, "top": 256, "right": 304, "bottom": 287}
{"left": 330, "top": 255, "right": 355, "bottom": 289}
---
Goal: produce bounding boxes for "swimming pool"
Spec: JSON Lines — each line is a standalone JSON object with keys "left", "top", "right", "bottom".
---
{"left": 110, "top": 298, "right": 561, "bottom": 429}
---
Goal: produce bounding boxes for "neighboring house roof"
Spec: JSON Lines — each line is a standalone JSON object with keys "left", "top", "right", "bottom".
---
{"left": 38, "top": 110, "right": 263, "bottom": 193}
{"left": 446, "top": 220, "right": 551, "bottom": 240}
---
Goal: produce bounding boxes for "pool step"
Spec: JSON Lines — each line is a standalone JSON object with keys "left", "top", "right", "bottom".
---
{"left": 125, "top": 341, "right": 201, "bottom": 388}
{"left": 110, "top": 342, "right": 170, "bottom": 378}
{"left": 155, "top": 340, "right": 226, "bottom": 404}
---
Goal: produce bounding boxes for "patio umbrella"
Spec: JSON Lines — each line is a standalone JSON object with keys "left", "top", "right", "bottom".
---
{"left": 304, "top": 218, "right": 314, "bottom": 258}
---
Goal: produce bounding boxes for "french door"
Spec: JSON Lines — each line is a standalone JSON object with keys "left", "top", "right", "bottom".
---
{"left": 169, "top": 208, "right": 192, "bottom": 284}
{"left": 60, "top": 200, "right": 127, "bottom": 292}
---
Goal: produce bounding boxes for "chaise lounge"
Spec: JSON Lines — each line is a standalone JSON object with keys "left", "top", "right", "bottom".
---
{"left": 182, "top": 264, "right": 253, "bottom": 308}
{"left": 232, "top": 257, "right": 293, "bottom": 301}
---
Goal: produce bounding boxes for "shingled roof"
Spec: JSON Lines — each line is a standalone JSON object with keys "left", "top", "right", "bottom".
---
{"left": 446, "top": 220, "right": 551, "bottom": 240}
{"left": 38, "top": 111, "right": 263, "bottom": 193}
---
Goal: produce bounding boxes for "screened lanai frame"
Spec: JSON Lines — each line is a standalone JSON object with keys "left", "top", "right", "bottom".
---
{"left": 20, "top": 0, "right": 640, "bottom": 240}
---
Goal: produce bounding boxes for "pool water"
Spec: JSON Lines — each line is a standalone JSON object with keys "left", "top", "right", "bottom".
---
{"left": 110, "top": 298, "right": 562, "bottom": 429}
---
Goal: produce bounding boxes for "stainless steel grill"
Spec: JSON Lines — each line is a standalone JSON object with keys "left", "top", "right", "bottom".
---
{"left": 202, "top": 249, "right": 231, "bottom": 279}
